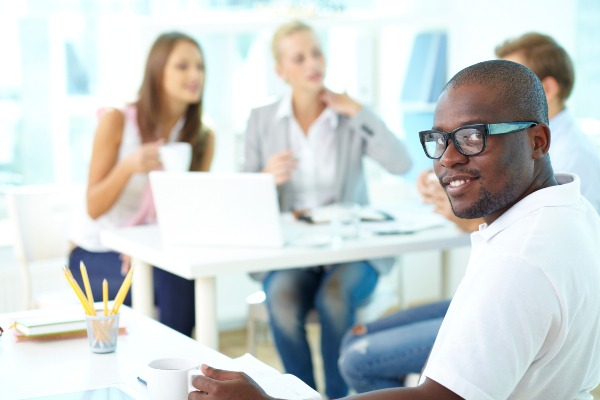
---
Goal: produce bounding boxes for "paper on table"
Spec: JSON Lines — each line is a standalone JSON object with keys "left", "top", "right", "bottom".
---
{"left": 362, "top": 209, "right": 450, "bottom": 235}
{"left": 303, "top": 206, "right": 392, "bottom": 224}
{"left": 188, "top": 353, "right": 321, "bottom": 400}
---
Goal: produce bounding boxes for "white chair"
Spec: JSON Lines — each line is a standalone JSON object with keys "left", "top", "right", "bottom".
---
{"left": 246, "top": 266, "right": 401, "bottom": 355}
{"left": 6, "top": 184, "right": 82, "bottom": 310}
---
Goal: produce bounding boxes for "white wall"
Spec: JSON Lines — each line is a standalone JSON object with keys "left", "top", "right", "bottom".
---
{"left": 1, "top": 0, "right": 593, "bottom": 326}
{"left": 448, "top": 0, "right": 577, "bottom": 82}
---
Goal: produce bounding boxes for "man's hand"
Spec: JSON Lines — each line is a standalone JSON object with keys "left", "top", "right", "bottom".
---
{"left": 417, "top": 170, "right": 450, "bottom": 215}
{"left": 417, "top": 169, "right": 482, "bottom": 233}
{"left": 262, "top": 150, "right": 297, "bottom": 185}
{"left": 189, "top": 364, "right": 273, "bottom": 400}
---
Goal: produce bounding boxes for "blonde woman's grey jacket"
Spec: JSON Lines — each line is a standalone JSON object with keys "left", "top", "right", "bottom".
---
{"left": 243, "top": 99, "right": 413, "bottom": 276}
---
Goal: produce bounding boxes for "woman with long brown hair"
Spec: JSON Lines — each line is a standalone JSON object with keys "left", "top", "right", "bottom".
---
{"left": 69, "top": 32, "right": 214, "bottom": 336}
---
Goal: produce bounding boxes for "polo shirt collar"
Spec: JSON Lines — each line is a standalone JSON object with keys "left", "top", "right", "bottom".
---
{"left": 475, "top": 173, "right": 580, "bottom": 242}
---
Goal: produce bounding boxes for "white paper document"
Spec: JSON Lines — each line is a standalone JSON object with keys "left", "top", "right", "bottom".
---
{"left": 189, "top": 353, "right": 321, "bottom": 400}
{"left": 362, "top": 205, "right": 451, "bottom": 235}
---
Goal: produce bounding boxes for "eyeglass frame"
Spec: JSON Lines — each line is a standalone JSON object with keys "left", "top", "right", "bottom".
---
{"left": 419, "top": 121, "right": 539, "bottom": 160}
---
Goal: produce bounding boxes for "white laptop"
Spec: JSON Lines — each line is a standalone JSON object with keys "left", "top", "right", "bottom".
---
{"left": 149, "top": 172, "right": 285, "bottom": 247}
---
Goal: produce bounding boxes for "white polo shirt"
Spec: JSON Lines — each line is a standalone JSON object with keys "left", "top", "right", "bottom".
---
{"left": 275, "top": 95, "right": 338, "bottom": 211}
{"left": 423, "top": 173, "right": 600, "bottom": 399}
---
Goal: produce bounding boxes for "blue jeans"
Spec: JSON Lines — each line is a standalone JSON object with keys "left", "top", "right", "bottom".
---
{"left": 69, "top": 247, "right": 195, "bottom": 336}
{"left": 338, "top": 299, "right": 451, "bottom": 393}
{"left": 263, "top": 262, "right": 378, "bottom": 399}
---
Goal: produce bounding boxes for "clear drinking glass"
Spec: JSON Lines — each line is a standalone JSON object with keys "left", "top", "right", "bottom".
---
{"left": 330, "top": 203, "right": 361, "bottom": 245}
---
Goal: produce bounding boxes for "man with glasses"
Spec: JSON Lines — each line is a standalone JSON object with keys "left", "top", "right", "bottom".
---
{"left": 337, "top": 32, "right": 600, "bottom": 395}
{"left": 189, "top": 60, "right": 600, "bottom": 399}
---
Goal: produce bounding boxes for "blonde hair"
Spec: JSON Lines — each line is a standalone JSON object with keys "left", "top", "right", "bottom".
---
{"left": 271, "top": 20, "right": 314, "bottom": 63}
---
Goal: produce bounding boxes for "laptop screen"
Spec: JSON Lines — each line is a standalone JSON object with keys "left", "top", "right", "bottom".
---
{"left": 150, "top": 172, "right": 285, "bottom": 248}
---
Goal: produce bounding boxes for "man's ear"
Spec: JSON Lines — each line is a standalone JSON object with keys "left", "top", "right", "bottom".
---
{"left": 530, "top": 123, "right": 551, "bottom": 160}
{"left": 541, "top": 76, "right": 561, "bottom": 103}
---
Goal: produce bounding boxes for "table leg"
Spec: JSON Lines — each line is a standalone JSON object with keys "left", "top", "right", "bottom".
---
{"left": 131, "top": 259, "right": 154, "bottom": 318}
{"left": 195, "top": 277, "right": 218, "bottom": 349}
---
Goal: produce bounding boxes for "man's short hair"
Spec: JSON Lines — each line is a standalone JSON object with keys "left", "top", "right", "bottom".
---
{"left": 495, "top": 32, "right": 574, "bottom": 103}
{"left": 445, "top": 60, "right": 549, "bottom": 124}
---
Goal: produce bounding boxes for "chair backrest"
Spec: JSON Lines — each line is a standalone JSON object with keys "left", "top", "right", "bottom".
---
{"left": 6, "top": 184, "right": 82, "bottom": 309}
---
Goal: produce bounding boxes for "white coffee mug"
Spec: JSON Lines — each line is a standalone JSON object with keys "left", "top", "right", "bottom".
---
{"left": 159, "top": 142, "right": 192, "bottom": 172}
{"left": 147, "top": 358, "right": 198, "bottom": 400}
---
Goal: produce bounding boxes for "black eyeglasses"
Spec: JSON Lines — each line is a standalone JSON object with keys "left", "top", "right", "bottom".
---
{"left": 419, "top": 121, "right": 538, "bottom": 159}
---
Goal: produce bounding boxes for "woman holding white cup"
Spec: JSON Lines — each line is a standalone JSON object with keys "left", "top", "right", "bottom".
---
{"left": 69, "top": 32, "right": 214, "bottom": 337}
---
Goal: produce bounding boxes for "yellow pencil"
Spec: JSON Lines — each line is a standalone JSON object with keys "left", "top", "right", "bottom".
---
{"left": 103, "top": 279, "right": 109, "bottom": 316}
{"left": 112, "top": 275, "right": 133, "bottom": 315}
{"left": 80, "top": 261, "right": 95, "bottom": 311}
{"left": 62, "top": 267, "right": 95, "bottom": 315}
{"left": 111, "top": 267, "right": 135, "bottom": 315}
{"left": 112, "top": 267, "right": 134, "bottom": 314}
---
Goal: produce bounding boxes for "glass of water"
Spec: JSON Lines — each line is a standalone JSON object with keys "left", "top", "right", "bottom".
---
{"left": 330, "top": 203, "right": 361, "bottom": 245}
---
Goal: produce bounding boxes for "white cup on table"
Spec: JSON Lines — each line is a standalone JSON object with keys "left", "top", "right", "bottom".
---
{"left": 146, "top": 358, "right": 198, "bottom": 400}
{"left": 159, "top": 142, "right": 192, "bottom": 172}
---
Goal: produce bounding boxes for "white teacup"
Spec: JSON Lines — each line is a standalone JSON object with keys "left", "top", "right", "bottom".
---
{"left": 146, "top": 358, "right": 198, "bottom": 400}
{"left": 159, "top": 142, "right": 192, "bottom": 172}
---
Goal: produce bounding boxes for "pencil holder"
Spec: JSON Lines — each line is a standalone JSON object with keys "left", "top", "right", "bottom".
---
{"left": 85, "top": 313, "right": 120, "bottom": 354}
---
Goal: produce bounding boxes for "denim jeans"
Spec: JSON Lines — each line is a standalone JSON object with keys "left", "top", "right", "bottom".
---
{"left": 338, "top": 299, "right": 451, "bottom": 393}
{"left": 263, "top": 261, "right": 378, "bottom": 399}
{"left": 69, "top": 246, "right": 195, "bottom": 337}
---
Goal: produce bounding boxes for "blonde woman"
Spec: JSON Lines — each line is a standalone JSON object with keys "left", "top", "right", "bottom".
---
{"left": 243, "top": 21, "right": 412, "bottom": 397}
{"left": 69, "top": 32, "right": 214, "bottom": 337}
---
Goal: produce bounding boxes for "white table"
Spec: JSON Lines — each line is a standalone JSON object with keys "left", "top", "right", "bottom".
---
{"left": 100, "top": 208, "right": 470, "bottom": 349}
{"left": 100, "top": 212, "right": 470, "bottom": 349}
{"left": 0, "top": 305, "right": 231, "bottom": 399}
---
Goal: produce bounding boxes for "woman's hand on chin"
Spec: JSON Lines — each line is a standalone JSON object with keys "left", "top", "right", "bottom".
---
{"left": 320, "top": 88, "right": 362, "bottom": 117}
